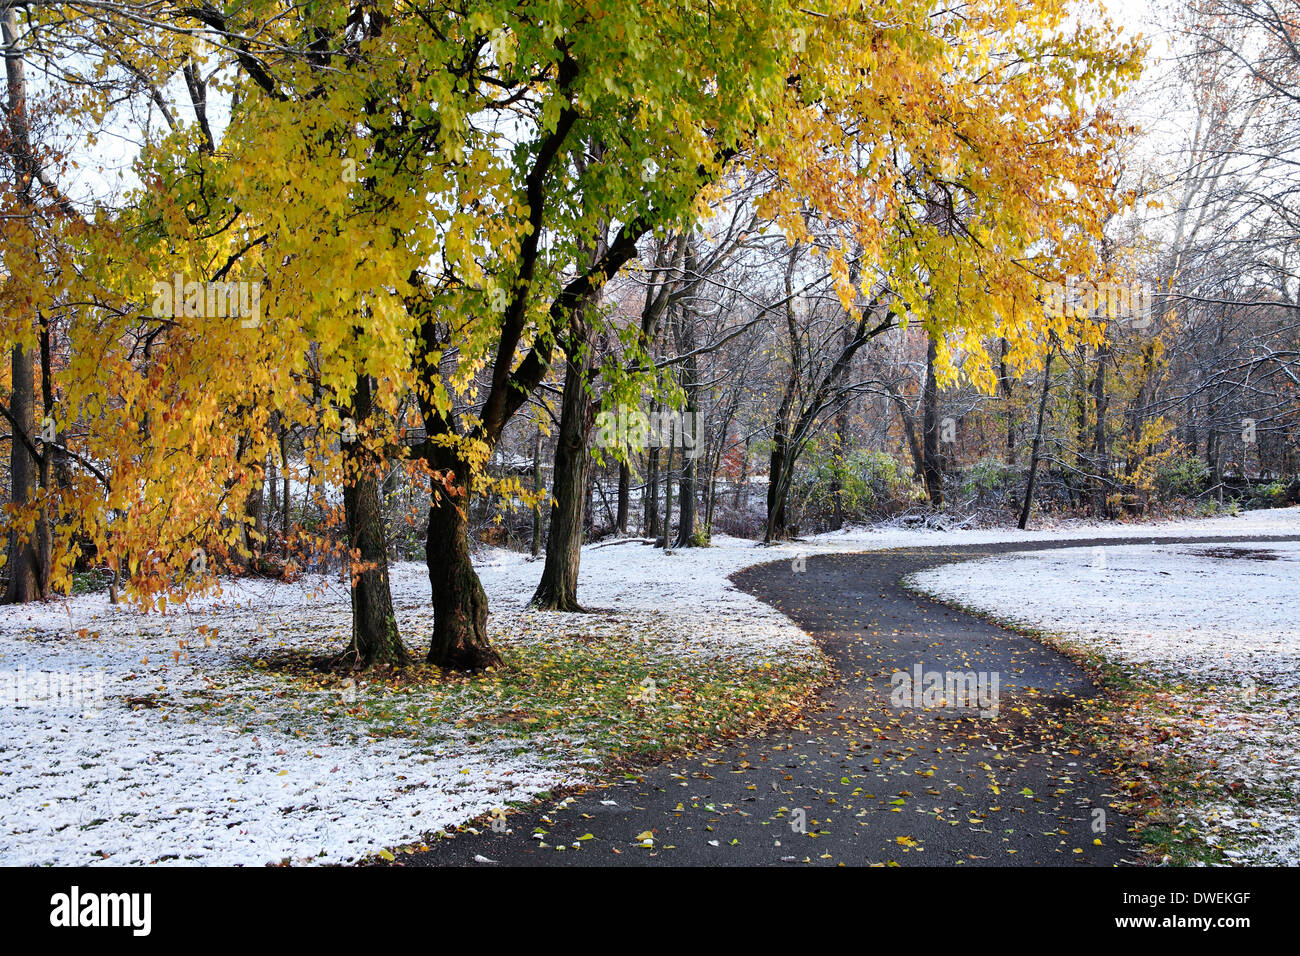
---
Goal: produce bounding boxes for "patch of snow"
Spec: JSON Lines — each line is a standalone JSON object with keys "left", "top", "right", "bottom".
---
{"left": 906, "top": 541, "right": 1300, "bottom": 688}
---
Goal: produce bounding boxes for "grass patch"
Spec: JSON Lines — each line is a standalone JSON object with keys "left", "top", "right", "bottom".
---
{"left": 212, "top": 623, "right": 827, "bottom": 775}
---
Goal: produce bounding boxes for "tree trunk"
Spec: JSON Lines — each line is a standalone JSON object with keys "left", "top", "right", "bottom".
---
{"left": 999, "top": 339, "right": 1016, "bottom": 465}
{"left": 583, "top": 455, "right": 595, "bottom": 539}
{"left": 426, "top": 461, "right": 500, "bottom": 670}
{"left": 886, "top": 383, "right": 925, "bottom": 482}
{"left": 4, "top": 343, "right": 42, "bottom": 603}
{"left": 268, "top": 450, "right": 279, "bottom": 521}
{"left": 3, "top": 11, "right": 47, "bottom": 604}
{"left": 615, "top": 460, "right": 630, "bottom": 535}
{"left": 764, "top": 440, "right": 789, "bottom": 543}
{"left": 732, "top": 438, "right": 749, "bottom": 509}
{"left": 1091, "top": 342, "right": 1110, "bottom": 516}
{"left": 247, "top": 468, "right": 265, "bottom": 552}
{"left": 765, "top": 250, "right": 801, "bottom": 543}
{"left": 674, "top": 398, "right": 701, "bottom": 548}
{"left": 1018, "top": 349, "right": 1055, "bottom": 530}
{"left": 675, "top": 431, "right": 697, "bottom": 547}
{"left": 531, "top": 428, "right": 544, "bottom": 557}
{"left": 645, "top": 429, "right": 661, "bottom": 538}
{"left": 532, "top": 213, "right": 606, "bottom": 605}
{"left": 280, "top": 427, "right": 291, "bottom": 548}
{"left": 232, "top": 429, "right": 263, "bottom": 565}
{"left": 662, "top": 440, "right": 676, "bottom": 551}
{"left": 36, "top": 311, "right": 54, "bottom": 593}
{"left": 531, "top": 343, "right": 594, "bottom": 610}
{"left": 339, "top": 375, "right": 407, "bottom": 669}
{"left": 922, "top": 334, "right": 944, "bottom": 508}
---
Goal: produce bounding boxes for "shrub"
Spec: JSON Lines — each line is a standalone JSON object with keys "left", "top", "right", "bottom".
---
{"left": 791, "top": 445, "right": 923, "bottom": 528}
{"left": 959, "top": 458, "right": 1022, "bottom": 508}
{"left": 1155, "top": 452, "right": 1209, "bottom": 502}
{"left": 1247, "top": 480, "right": 1287, "bottom": 509}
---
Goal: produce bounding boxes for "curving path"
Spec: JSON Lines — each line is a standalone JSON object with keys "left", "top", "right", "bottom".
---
{"left": 396, "top": 533, "right": 1300, "bottom": 867}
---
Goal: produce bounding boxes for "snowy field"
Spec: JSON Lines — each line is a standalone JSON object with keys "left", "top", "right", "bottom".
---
{"left": 2, "top": 505, "right": 1298, "bottom": 865}
{"left": 907, "top": 525, "right": 1300, "bottom": 864}
{"left": 907, "top": 540, "right": 1300, "bottom": 689}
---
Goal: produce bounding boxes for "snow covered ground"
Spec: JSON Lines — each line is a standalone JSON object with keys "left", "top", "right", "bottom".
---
{"left": 0, "top": 535, "right": 827, "bottom": 866}
{"left": 906, "top": 539, "right": 1300, "bottom": 689}
{"left": 906, "top": 525, "right": 1300, "bottom": 865}
{"left": 2, "top": 505, "right": 1298, "bottom": 866}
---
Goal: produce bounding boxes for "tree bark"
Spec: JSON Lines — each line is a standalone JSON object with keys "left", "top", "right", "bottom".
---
{"left": 530, "top": 428, "right": 544, "bottom": 557}
{"left": 268, "top": 439, "right": 279, "bottom": 521}
{"left": 764, "top": 248, "right": 802, "bottom": 544}
{"left": 675, "top": 426, "right": 697, "bottom": 546}
{"left": 1018, "top": 348, "right": 1055, "bottom": 530}
{"left": 922, "top": 334, "right": 944, "bottom": 508}
{"left": 339, "top": 375, "right": 407, "bottom": 669}
{"left": 4, "top": 343, "right": 42, "bottom": 603}
{"left": 425, "top": 456, "right": 500, "bottom": 670}
{"left": 764, "top": 441, "right": 789, "bottom": 543}
{"left": 645, "top": 413, "right": 661, "bottom": 538}
{"left": 531, "top": 340, "right": 594, "bottom": 610}
{"left": 615, "top": 460, "right": 630, "bottom": 534}
{"left": 2, "top": 9, "right": 47, "bottom": 604}
{"left": 674, "top": 348, "right": 700, "bottom": 547}
{"left": 280, "top": 426, "right": 291, "bottom": 548}
{"left": 662, "top": 439, "right": 677, "bottom": 551}
{"left": 1091, "top": 342, "right": 1110, "bottom": 516}
{"left": 531, "top": 189, "right": 607, "bottom": 606}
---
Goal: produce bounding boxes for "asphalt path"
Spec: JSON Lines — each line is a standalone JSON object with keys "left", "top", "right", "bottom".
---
{"left": 395, "top": 533, "right": 1300, "bottom": 867}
